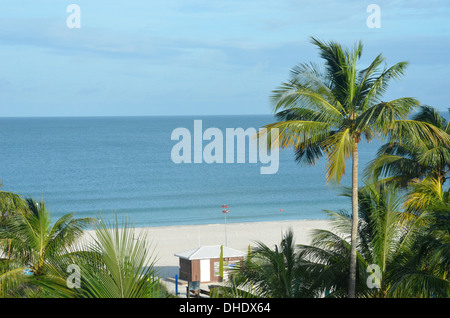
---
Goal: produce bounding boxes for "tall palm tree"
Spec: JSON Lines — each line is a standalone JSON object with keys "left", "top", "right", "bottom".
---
{"left": 0, "top": 197, "right": 93, "bottom": 297}
{"left": 261, "top": 37, "right": 449, "bottom": 297}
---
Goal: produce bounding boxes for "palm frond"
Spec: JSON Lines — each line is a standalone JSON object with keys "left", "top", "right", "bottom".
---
{"left": 359, "top": 61, "right": 410, "bottom": 111}
{"left": 386, "top": 120, "right": 450, "bottom": 148}
{"left": 322, "top": 128, "right": 354, "bottom": 184}
{"left": 261, "top": 120, "right": 332, "bottom": 150}
{"left": 355, "top": 98, "right": 420, "bottom": 134}
{"left": 404, "top": 176, "right": 446, "bottom": 212}
{"left": 74, "top": 214, "right": 161, "bottom": 298}
{"left": 271, "top": 80, "right": 344, "bottom": 123}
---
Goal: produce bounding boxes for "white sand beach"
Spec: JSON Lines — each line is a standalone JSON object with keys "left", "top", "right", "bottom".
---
{"left": 85, "top": 219, "right": 332, "bottom": 280}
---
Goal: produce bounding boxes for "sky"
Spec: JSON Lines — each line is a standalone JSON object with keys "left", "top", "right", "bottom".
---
{"left": 0, "top": 0, "right": 449, "bottom": 117}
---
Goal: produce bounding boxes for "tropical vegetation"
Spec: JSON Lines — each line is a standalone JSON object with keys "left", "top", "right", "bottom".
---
{"left": 1, "top": 38, "right": 449, "bottom": 298}
{"left": 0, "top": 197, "right": 93, "bottom": 297}
{"left": 219, "top": 228, "right": 306, "bottom": 298}
{"left": 213, "top": 181, "right": 449, "bottom": 298}
{"left": 365, "top": 105, "right": 450, "bottom": 212}
{"left": 0, "top": 196, "right": 169, "bottom": 298}
{"left": 258, "top": 37, "right": 449, "bottom": 297}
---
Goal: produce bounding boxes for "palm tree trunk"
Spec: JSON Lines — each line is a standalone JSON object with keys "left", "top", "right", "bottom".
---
{"left": 348, "top": 142, "right": 359, "bottom": 298}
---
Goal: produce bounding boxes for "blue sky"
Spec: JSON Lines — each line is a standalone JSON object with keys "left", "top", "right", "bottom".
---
{"left": 0, "top": 0, "right": 449, "bottom": 117}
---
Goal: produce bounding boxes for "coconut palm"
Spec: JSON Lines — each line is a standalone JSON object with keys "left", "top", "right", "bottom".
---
{"left": 261, "top": 37, "right": 449, "bottom": 297}
{"left": 38, "top": 214, "right": 168, "bottom": 298}
{"left": 0, "top": 189, "right": 29, "bottom": 225}
{"left": 387, "top": 204, "right": 450, "bottom": 298}
{"left": 0, "top": 197, "right": 94, "bottom": 297}
{"left": 364, "top": 105, "right": 450, "bottom": 211}
{"left": 404, "top": 176, "right": 449, "bottom": 212}
{"left": 298, "top": 182, "right": 449, "bottom": 297}
{"left": 0, "top": 189, "right": 29, "bottom": 260}
{"left": 222, "top": 228, "right": 308, "bottom": 298}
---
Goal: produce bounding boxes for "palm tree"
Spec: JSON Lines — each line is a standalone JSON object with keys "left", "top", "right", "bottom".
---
{"left": 0, "top": 197, "right": 94, "bottom": 297}
{"left": 0, "top": 188, "right": 29, "bottom": 225}
{"left": 39, "top": 214, "right": 168, "bottom": 298}
{"left": 364, "top": 105, "right": 450, "bottom": 211}
{"left": 222, "top": 228, "right": 308, "bottom": 298}
{"left": 261, "top": 37, "right": 449, "bottom": 297}
{"left": 387, "top": 204, "right": 450, "bottom": 297}
{"left": 405, "top": 176, "right": 449, "bottom": 212}
{"left": 0, "top": 188, "right": 29, "bottom": 260}
{"left": 297, "top": 182, "right": 449, "bottom": 297}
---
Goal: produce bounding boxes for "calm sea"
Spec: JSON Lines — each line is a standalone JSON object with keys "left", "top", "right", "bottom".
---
{"left": 0, "top": 115, "right": 381, "bottom": 227}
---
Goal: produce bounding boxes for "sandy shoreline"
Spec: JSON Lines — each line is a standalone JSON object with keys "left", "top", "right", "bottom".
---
{"left": 84, "top": 219, "right": 332, "bottom": 278}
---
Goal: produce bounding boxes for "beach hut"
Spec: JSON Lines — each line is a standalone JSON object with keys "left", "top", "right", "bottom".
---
{"left": 174, "top": 245, "right": 246, "bottom": 283}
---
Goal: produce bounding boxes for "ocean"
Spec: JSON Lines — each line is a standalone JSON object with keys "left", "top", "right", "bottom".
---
{"left": 0, "top": 115, "right": 381, "bottom": 227}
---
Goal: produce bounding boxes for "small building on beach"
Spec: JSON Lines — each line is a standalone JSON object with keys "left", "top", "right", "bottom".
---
{"left": 174, "top": 245, "right": 246, "bottom": 283}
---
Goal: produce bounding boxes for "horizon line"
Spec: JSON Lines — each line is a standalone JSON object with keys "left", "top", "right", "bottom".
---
{"left": 0, "top": 113, "right": 275, "bottom": 119}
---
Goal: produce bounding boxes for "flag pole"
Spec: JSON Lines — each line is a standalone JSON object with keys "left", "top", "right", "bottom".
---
{"left": 222, "top": 205, "right": 229, "bottom": 246}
